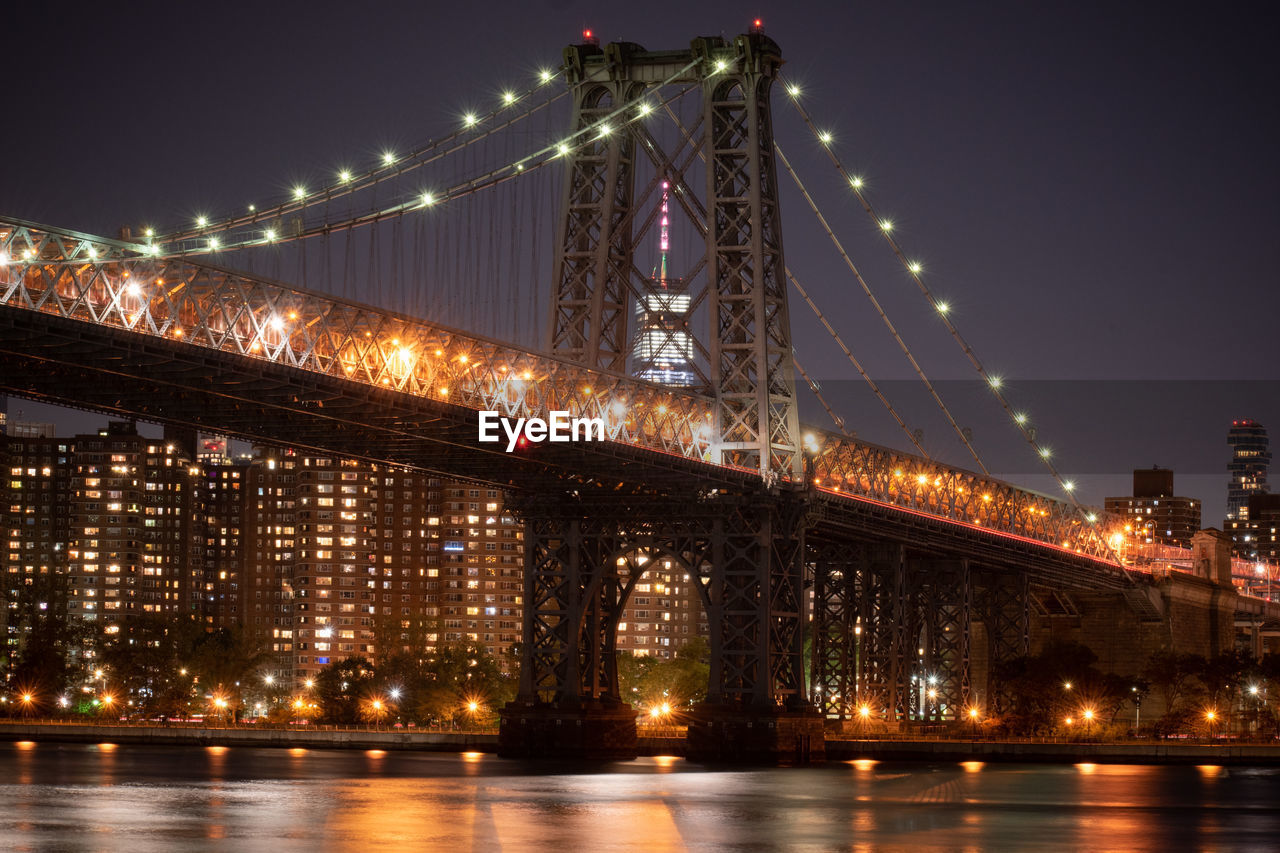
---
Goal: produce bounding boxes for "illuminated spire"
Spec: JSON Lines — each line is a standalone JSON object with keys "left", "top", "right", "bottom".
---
{"left": 658, "top": 180, "right": 670, "bottom": 285}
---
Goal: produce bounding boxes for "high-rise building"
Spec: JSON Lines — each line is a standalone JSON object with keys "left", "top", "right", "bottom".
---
{"left": 1104, "top": 467, "right": 1202, "bottom": 548}
{"left": 1226, "top": 493, "right": 1280, "bottom": 562}
{"left": 226, "top": 448, "right": 525, "bottom": 688}
{"left": 632, "top": 180, "right": 697, "bottom": 387}
{"left": 614, "top": 557, "right": 706, "bottom": 659}
{"left": 1227, "top": 420, "right": 1270, "bottom": 520}
{"left": 2, "top": 429, "right": 74, "bottom": 671}
{"left": 65, "top": 422, "right": 202, "bottom": 644}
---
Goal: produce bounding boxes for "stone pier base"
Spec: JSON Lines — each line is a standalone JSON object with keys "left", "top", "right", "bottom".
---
{"left": 685, "top": 705, "right": 825, "bottom": 765}
{"left": 498, "top": 702, "right": 638, "bottom": 760}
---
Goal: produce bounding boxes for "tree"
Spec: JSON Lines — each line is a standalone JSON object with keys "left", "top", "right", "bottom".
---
{"left": 1143, "top": 650, "right": 1205, "bottom": 716}
{"left": 314, "top": 656, "right": 380, "bottom": 724}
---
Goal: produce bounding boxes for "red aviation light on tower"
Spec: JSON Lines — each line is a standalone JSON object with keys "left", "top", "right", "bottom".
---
{"left": 751, "top": 17, "right": 764, "bottom": 33}
{"left": 583, "top": 28, "right": 599, "bottom": 45}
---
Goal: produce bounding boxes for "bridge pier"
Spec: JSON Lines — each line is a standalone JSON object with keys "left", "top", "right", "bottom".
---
{"left": 498, "top": 701, "right": 639, "bottom": 760}
{"left": 498, "top": 488, "right": 821, "bottom": 763}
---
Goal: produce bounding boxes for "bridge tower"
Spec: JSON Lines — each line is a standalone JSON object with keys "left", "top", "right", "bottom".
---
{"left": 547, "top": 31, "right": 802, "bottom": 482}
{"left": 503, "top": 30, "right": 819, "bottom": 763}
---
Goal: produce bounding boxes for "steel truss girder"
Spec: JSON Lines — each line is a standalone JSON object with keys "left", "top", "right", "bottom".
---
{"left": 0, "top": 218, "right": 1138, "bottom": 570}
{"left": 511, "top": 490, "right": 810, "bottom": 710}
{"left": 810, "top": 537, "right": 985, "bottom": 723}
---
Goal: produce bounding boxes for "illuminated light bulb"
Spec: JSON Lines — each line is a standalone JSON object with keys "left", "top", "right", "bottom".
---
{"left": 22, "top": 249, "right": 33, "bottom": 260}
{"left": 539, "top": 69, "right": 553, "bottom": 83}
{"left": 421, "top": 192, "right": 435, "bottom": 206}
{"left": 909, "top": 262, "right": 922, "bottom": 274}
{"left": 1086, "top": 513, "right": 1098, "bottom": 523}
{"left": 714, "top": 58, "right": 728, "bottom": 72}
{"left": 196, "top": 216, "right": 208, "bottom": 227}
{"left": 850, "top": 176, "right": 864, "bottom": 189}
{"left": 819, "top": 131, "right": 833, "bottom": 144}
{"left": 988, "top": 376, "right": 1002, "bottom": 389}
{"left": 264, "top": 229, "right": 276, "bottom": 242}
{"left": 1039, "top": 447, "right": 1052, "bottom": 459}
{"left": 439, "top": 386, "right": 449, "bottom": 396}
{"left": 937, "top": 302, "right": 950, "bottom": 314}
{"left": 880, "top": 219, "right": 893, "bottom": 232}
{"left": 597, "top": 123, "right": 612, "bottom": 137}
{"left": 557, "top": 142, "right": 571, "bottom": 156}
{"left": 458, "top": 354, "right": 468, "bottom": 364}
{"left": 1063, "top": 480, "right": 1075, "bottom": 492}
{"left": 515, "top": 163, "right": 524, "bottom": 171}
{"left": 502, "top": 91, "right": 515, "bottom": 105}
{"left": 787, "top": 84, "right": 801, "bottom": 97}
{"left": 87, "top": 247, "right": 98, "bottom": 259}
{"left": 463, "top": 113, "right": 478, "bottom": 127}
{"left": 637, "top": 102, "right": 652, "bottom": 117}
{"left": 1014, "top": 412, "right": 1028, "bottom": 425}
{"left": 383, "top": 151, "right": 396, "bottom": 166}
{"left": 294, "top": 186, "right": 306, "bottom": 199}
{"left": 270, "top": 316, "right": 285, "bottom": 330}
{"left": 208, "top": 237, "right": 220, "bottom": 250}
{"left": 339, "top": 170, "right": 351, "bottom": 183}
{"left": 248, "top": 204, "right": 256, "bottom": 212}
{"left": 144, "top": 228, "right": 155, "bottom": 238}
{"left": 173, "top": 328, "right": 184, "bottom": 337}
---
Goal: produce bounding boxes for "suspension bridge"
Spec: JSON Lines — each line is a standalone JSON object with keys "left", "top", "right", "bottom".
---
{"left": 1, "top": 27, "right": 1270, "bottom": 762}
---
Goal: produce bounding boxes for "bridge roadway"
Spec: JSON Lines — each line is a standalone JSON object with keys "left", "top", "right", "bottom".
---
{"left": 0, "top": 217, "right": 1128, "bottom": 588}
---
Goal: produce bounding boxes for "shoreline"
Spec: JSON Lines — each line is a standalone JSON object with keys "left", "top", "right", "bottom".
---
{"left": 4, "top": 722, "right": 1280, "bottom": 765}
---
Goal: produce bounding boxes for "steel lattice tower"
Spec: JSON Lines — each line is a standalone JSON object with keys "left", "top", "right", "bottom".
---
{"left": 549, "top": 33, "right": 802, "bottom": 482}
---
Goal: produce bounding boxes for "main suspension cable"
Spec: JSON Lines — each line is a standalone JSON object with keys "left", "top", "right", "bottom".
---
{"left": 780, "top": 74, "right": 1119, "bottom": 560}
{"left": 775, "top": 140, "right": 988, "bottom": 475}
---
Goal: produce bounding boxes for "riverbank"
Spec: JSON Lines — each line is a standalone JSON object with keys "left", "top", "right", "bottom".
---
{"left": 4, "top": 722, "right": 1280, "bottom": 765}
{"left": 825, "top": 737, "right": 1280, "bottom": 766}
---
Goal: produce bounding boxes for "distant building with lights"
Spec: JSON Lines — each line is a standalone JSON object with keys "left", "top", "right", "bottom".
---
{"left": 632, "top": 181, "right": 697, "bottom": 387}
{"left": 1226, "top": 493, "right": 1280, "bottom": 563}
{"left": 1104, "top": 467, "right": 1201, "bottom": 548}
{"left": 1227, "top": 419, "right": 1270, "bottom": 521}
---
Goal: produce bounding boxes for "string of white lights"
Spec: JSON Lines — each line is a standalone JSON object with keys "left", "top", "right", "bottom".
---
{"left": 776, "top": 140, "right": 988, "bottom": 475}
{"left": 779, "top": 74, "right": 1120, "bottom": 560}
{"left": 159, "top": 59, "right": 712, "bottom": 258}
{"left": 653, "top": 99, "right": 927, "bottom": 457}
{"left": 160, "top": 68, "right": 570, "bottom": 245}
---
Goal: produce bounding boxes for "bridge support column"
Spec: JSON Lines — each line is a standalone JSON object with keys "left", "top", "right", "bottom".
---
{"left": 974, "top": 569, "right": 1030, "bottom": 708}
{"left": 686, "top": 494, "right": 823, "bottom": 764}
{"left": 498, "top": 499, "right": 638, "bottom": 760}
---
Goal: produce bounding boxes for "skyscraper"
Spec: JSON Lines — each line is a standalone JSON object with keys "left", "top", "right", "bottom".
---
{"left": 632, "top": 181, "right": 697, "bottom": 387}
{"left": 1227, "top": 420, "right": 1270, "bottom": 521}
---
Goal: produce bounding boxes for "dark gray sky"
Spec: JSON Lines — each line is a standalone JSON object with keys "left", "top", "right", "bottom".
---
{"left": 4, "top": 0, "right": 1277, "bottom": 522}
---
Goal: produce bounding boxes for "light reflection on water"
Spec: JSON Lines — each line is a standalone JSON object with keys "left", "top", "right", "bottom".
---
{"left": 1, "top": 743, "right": 1279, "bottom": 851}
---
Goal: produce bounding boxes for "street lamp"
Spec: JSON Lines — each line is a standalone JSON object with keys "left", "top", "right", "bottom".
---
{"left": 968, "top": 706, "right": 981, "bottom": 738}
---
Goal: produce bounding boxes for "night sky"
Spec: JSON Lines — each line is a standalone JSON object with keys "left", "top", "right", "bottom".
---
{"left": 4, "top": 0, "right": 1277, "bottom": 523}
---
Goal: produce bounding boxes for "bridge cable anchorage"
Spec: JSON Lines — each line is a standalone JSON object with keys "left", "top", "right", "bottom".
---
{"left": 792, "top": 354, "right": 853, "bottom": 439}
{"left": 779, "top": 74, "right": 1123, "bottom": 565}
{"left": 160, "top": 69, "right": 571, "bottom": 245}
{"left": 774, "top": 140, "right": 989, "bottom": 476}
{"left": 655, "top": 99, "right": 924, "bottom": 458}
{"left": 166, "top": 62, "right": 705, "bottom": 259}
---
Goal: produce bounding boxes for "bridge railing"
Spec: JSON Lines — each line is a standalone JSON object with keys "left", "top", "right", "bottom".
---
{"left": 2, "top": 217, "right": 1123, "bottom": 563}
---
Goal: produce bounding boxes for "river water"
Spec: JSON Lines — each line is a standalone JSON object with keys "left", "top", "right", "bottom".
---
{"left": 2, "top": 742, "right": 1278, "bottom": 851}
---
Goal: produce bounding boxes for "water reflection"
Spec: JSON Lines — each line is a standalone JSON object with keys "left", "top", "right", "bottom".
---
{"left": 0, "top": 745, "right": 1277, "bottom": 851}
